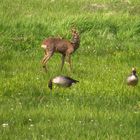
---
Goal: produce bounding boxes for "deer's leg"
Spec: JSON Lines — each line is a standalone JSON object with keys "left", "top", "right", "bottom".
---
{"left": 61, "top": 54, "right": 65, "bottom": 71}
{"left": 66, "top": 54, "right": 72, "bottom": 71}
{"left": 42, "top": 55, "right": 48, "bottom": 64}
{"left": 42, "top": 51, "right": 53, "bottom": 72}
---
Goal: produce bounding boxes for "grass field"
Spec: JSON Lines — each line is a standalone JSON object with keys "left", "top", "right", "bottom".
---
{"left": 0, "top": 0, "right": 140, "bottom": 139}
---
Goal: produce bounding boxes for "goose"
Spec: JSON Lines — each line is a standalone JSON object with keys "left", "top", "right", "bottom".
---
{"left": 127, "top": 68, "right": 138, "bottom": 86}
{"left": 48, "top": 76, "right": 79, "bottom": 89}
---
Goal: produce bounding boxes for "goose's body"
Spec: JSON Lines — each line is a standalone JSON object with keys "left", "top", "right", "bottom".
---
{"left": 48, "top": 76, "right": 79, "bottom": 89}
{"left": 127, "top": 68, "right": 138, "bottom": 86}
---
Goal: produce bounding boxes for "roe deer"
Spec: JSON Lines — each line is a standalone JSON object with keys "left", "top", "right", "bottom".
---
{"left": 41, "top": 29, "right": 80, "bottom": 72}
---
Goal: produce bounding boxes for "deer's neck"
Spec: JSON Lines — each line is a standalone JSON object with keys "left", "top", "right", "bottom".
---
{"left": 71, "top": 39, "right": 80, "bottom": 50}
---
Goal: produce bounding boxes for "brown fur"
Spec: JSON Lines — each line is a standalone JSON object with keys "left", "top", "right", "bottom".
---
{"left": 41, "top": 29, "right": 80, "bottom": 72}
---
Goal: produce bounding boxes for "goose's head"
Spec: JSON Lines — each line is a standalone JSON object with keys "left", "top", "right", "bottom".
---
{"left": 132, "top": 67, "right": 137, "bottom": 75}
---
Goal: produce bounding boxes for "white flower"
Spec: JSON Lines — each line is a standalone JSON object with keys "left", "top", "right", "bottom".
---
{"left": 30, "top": 124, "right": 34, "bottom": 127}
{"left": 66, "top": 98, "right": 69, "bottom": 101}
{"left": 11, "top": 108, "right": 14, "bottom": 111}
{"left": 29, "top": 119, "right": 32, "bottom": 122}
{"left": 2, "top": 123, "right": 8, "bottom": 127}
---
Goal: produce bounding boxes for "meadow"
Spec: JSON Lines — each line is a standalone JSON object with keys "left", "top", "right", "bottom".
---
{"left": 0, "top": 0, "right": 140, "bottom": 139}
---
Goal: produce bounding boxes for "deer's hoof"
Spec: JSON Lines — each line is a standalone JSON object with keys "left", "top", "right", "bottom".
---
{"left": 43, "top": 66, "right": 48, "bottom": 73}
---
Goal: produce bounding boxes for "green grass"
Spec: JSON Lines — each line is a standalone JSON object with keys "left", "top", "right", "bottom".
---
{"left": 0, "top": 0, "right": 140, "bottom": 139}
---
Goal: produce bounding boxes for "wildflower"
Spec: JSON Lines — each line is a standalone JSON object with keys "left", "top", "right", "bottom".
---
{"left": 29, "top": 119, "right": 32, "bottom": 122}
{"left": 11, "top": 108, "right": 14, "bottom": 111}
{"left": 66, "top": 98, "right": 69, "bottom": 101}
{"left": 2, "top": 123, "right": 8, "bottom": 127}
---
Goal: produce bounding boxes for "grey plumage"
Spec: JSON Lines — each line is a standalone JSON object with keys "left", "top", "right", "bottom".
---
{"left": 127, "top": 68, "right": 138, "bottom": 86}
{"left": 48, "top": 76, "right": 79, "bottom": 89}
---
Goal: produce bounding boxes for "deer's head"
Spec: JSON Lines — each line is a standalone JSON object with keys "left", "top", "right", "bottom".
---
{"left": 71, "top": 29, "right": 80, "bottom": 44}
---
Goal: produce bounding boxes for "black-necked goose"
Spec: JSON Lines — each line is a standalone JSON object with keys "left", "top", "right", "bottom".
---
{"left": 48, "top": 76, "right": 79, "bottom": 89}
{"left": 127, "top": 68, "right": 138, "bottom": 86}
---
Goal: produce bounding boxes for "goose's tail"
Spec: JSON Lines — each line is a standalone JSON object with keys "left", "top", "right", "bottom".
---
{"left": 74, "top": 79, "right": 79, "bottom": 83}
